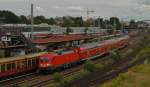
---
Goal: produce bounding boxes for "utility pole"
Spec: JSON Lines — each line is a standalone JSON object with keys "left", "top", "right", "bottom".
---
{"left": 31, "top": 3, "right": 34, "bottom": 39}
{"left": 114, "top": 18, "right": 116, "bottom": 30}
{"left": 121, "top": 19, "right": 124, "bottom": 33}
{"left": 86, "top": 8, "right": 95, "bottom": 20}
{"left": 105, "top": 18, "right": 108, "bottom": 29}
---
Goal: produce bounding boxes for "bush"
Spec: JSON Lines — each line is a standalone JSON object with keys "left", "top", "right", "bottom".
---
{"left": 84, "top": 60, "right": 95, "bottom": 72}
{"left": 23, "top": 82, "right": 30, "bottom": 87}
{"left": 110, "top": 51, "right": 121, "bottom": 61}
{"left": 52, "top": 72, "right": 62, "bottom": 83}
{"left": 13, "top": 83, "right": 20, "bottom": 87}
{"left": 59, "top": 80, "right": 68, "bottom": 87}
{"left": 95, "top": 63, "right": 104, "bottom": 69}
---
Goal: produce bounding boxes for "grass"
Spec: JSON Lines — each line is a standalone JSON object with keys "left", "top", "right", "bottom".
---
{"left": 102, "top": 62, "right": 150, "bottom": 87}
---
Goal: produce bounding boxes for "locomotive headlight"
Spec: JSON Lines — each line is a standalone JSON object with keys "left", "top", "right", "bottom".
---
{"left": 46, "top": 64, "right": 51, "bottom": 66}
{"left": 40, "top": 64, "right": 43, "bottom": 66}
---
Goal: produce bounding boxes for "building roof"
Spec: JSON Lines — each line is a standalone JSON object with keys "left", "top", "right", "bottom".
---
{"left": 32, "top": 34, "right": 101, "bottom": 44}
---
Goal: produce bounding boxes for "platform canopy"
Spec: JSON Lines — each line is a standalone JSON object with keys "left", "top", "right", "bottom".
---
{"left": 31, "top": 34, "right": 102, "bottom": 44}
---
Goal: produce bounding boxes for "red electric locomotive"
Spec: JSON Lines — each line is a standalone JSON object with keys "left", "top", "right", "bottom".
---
{"left": 39, "top": 35, "right": 130, "bottom": 72}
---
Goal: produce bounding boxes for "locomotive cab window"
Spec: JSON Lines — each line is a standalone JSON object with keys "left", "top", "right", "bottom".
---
{"left": 40, "top": 57, "right": 49, "bottom": 62}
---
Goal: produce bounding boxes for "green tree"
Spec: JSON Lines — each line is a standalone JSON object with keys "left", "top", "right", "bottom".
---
{"left": 46, "top": 18, "right": 56, "bottom": 25}
{"left": 84, "top": 27, "right": 89, "bottom": 35}
{"left": 110, "top": 51, "right": 121, "bottom": 61}
{"left": 129, "top": 19, "right": 137, "bottom": 28}
{"left": 73, "top": 17, "right": 84, "bottom": 27}
{"left": 110, "top": 17, "right": 121, "bottom": 30}
{"left": 20, "top": 15, "right": 29, "bottom": 24}
{"left": 34, "top": 15, "right": 47, "bottom": 24}
{"left": 0, "top": 10, "right": 20, "bottom": 23}
{"left": 66, "top": 27, "right": 73, "bottom": 35}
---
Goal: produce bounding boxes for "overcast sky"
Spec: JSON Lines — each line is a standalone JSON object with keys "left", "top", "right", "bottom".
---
{"left": 0, "top": 0, "right": 150, "bottom": 20}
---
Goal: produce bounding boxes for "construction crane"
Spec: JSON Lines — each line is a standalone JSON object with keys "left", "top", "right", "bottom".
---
{"left": 86, "top": 8, "right": 95, "bottom": 27}
{"left": 86, "top": 8, "right": 95, "bottom": 20}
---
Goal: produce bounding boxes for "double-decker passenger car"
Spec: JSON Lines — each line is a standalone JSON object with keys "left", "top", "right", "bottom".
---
{"left": 39, "top": 35, "right": 130, "bottom": 72}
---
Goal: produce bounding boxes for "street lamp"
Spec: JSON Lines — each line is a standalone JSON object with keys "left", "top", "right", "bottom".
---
{"left": 105, "top": 17, "right": 108, "bottom": 29}
{"left": 113, "top": 18, "right": 116, "bottom": 30}
{"left": 31, "top": 3, "right": 34, "bottom": 39}
{"left": 98, "top": 16, "right": 101, "bottom": 29}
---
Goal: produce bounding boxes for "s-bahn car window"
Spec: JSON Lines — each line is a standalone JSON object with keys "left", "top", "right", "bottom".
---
{"left": 12, "top": 62, "right": 16, "bottom": 69}
{"left": 7, "top": 63, "right": 12, "bottom": 70}
{"left": 23, "top": 60, "right": 27, "bottom": 67}
{"left": 40, "top": 57, "right": 49, "bottom": 62}
{"left": 20, "top": 60, "right": 27, "bottom": 68}
{"left": 1, "top": 64, "right": 6, "bottom": 72}
{"left": 17, "top": 61, "right": 21, "bottom": 68}
{"left": 28, "top": 59, "right": 32, "bottom": 67}
{"left": 0, "top": 64, "right": 1, "bottom": 72}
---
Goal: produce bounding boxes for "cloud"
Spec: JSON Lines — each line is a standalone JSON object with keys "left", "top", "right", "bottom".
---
{"left": 66, "top": 6, "right": 84, "bottom": 12}
{"left": 51, "top": 6, "right": 60, "bottom": 9}
{"left": 137, "top": 0, "right": 150, "bottom": 5}
{"left": 19, "top": 9, "right": 25, "bottom": 12}
{"left": 36, "top": 6, "right": 45, "bottom": 12}
{"left": 1, "top": 0, "right": 150, "bottom": 20}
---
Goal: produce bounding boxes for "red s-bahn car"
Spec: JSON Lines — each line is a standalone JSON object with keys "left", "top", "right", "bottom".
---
{"left": 39, "top": 35, "right": 130, "bottom": 72}
{"left": 0, "top": 52, "right": 45, "bottom": 80}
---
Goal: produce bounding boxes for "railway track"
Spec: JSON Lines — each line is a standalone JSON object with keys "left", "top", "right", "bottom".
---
{"left": 0, "top": 34, "right": 143, "bottom": 87}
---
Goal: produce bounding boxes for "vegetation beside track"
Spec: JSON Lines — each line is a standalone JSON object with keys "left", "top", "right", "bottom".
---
{"left": 102, "top": 61, "right": 150, "bottom": 87}
{"left": 101, "top": 36, "right": 150, "bottom": 87}
{"left": 58, "top": 35, "right": 150, "bottom": 87}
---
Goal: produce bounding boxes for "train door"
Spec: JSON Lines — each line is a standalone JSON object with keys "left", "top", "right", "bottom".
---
{"left": 27, "top": 59, "right": 32, "bottom": 69}
{"left": 6, "top": 63, "right": 11, "bottom": 76}
{"left": 32, "top": 58, "right": 37, "bottom": 68}
{"left": 19, "top": 59, "right": 27, "bottom": 72}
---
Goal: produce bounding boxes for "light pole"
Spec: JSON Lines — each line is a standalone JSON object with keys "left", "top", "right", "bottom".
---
{"left": 105, "top": 17, "right": 108, "bottom": 29}
{"left": 31, "top": 3, "right": 34, "bottom": 39}
{"left": 121, "top": 19, "right": 124, "bottom": 32}
{"left": 114, "top": 18, "right": 116, "bottom": 30}
{"left": 98, "top": 16, "right": 101, "bottom": 29}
